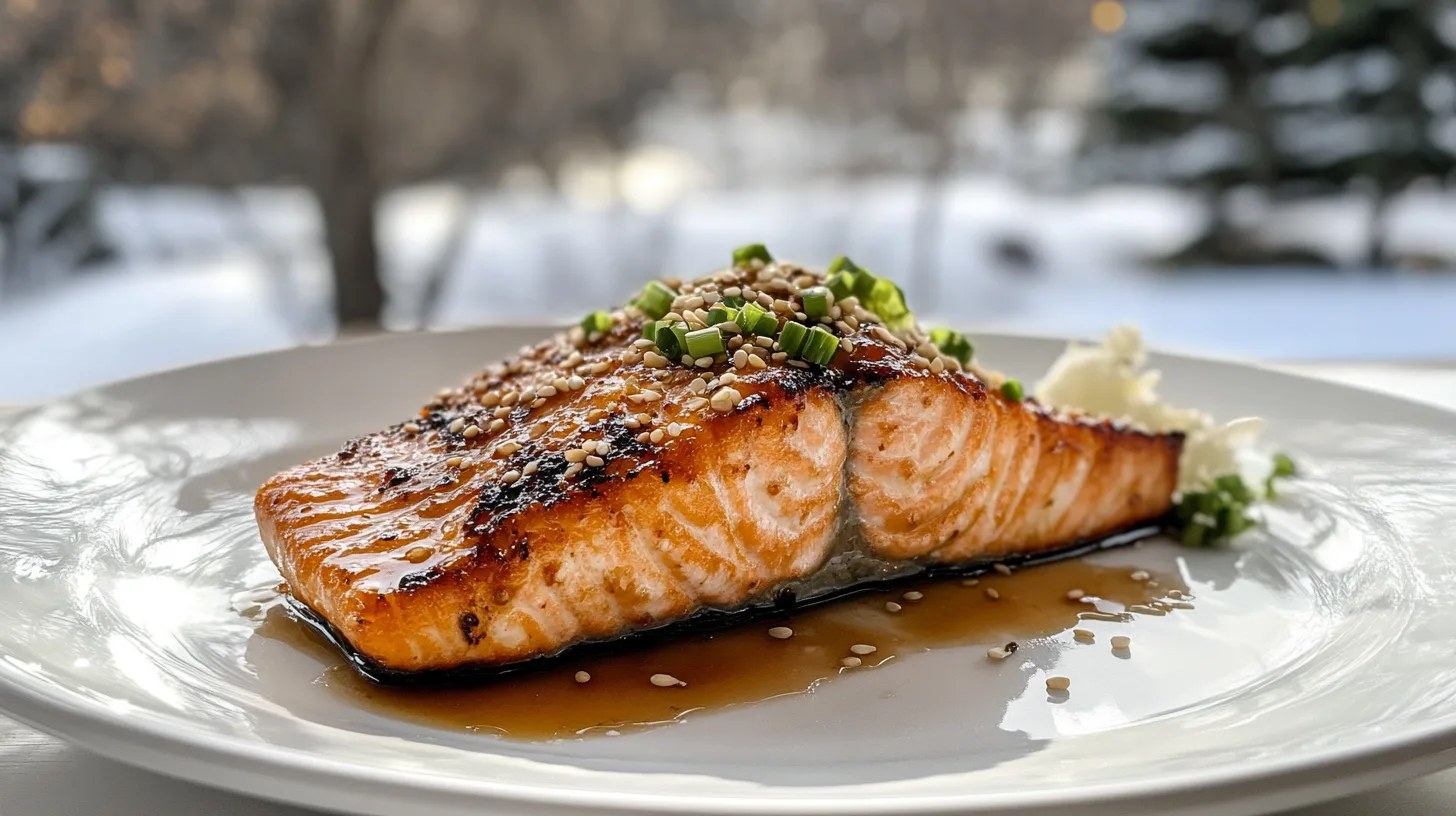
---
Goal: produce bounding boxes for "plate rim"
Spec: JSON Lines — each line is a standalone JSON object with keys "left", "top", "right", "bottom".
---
{"left": 3, "top": 327, "right": 1456, "bottom": 814}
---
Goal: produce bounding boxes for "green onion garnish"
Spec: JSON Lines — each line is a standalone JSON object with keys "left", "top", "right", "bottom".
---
{"left": 721, "top": 295, "right": 746, "bottom": 308}
{"left": 825, "top": 256, "right": 863, "bottom": 300}
{"left": 930, "top": 328, "right": 974, "bottom": 365}
{"left": 685, "top": 327, "right": 726, "bottom": 358}
{"left": 1000, "top": 379, "right": 1024, "bottom": 401}
{"left": 581, "top": 310, "right": 613, "bottom": 336}
{"left": 752, "top": 310, "right": 779, "bottom": 336}
{"left": 706, "top": 304, "right": 736, "bottom": 326}
{"left": 732, "top": 243, "right": 773, "bottom": 267}
{"left": 800, "top": 326, "right": 840, "bottom": 366}
{"left": 778, "top": 321, "right": 809, "bottom": 357}
{"left": 1171, "top": 473, "right": 1260, "bottom": 546}
{"left": 634, "top": 281, "right": 677, "bottom": 319}
{"left": 866, "top": 278, "right": 913, "bottom": 330}
{"left": 801, "top": 286, "right": 830, "bottom": 318}
{"left": 642, "top": 320, "right": 663, "bottom": 344}
{"left": 655, "top": 321, "right": 688, "bottom": 360}
{"left": 736, "top": 302, "right": 769, "bottom": 334}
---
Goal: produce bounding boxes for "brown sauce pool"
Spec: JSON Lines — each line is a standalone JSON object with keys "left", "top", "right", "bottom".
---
{"left": 258, "top": 559, "right": 1186, "bottom": 740}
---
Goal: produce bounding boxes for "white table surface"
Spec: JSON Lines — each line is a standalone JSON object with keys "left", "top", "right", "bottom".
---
{"left": 3, "top": 363, "right": 1456, "bottom": 816}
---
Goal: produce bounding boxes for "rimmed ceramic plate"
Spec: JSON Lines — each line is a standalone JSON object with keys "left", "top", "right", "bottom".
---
{"left": 2, "top": 328, "right": 1455, "bottom": 816}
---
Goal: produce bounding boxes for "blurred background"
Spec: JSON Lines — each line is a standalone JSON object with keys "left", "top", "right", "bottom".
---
{"left": 3, "top": 0, "right": 1456, "bottom": 400}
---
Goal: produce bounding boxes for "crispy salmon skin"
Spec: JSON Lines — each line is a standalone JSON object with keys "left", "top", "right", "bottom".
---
{"left": 256, "top": 256, "right": 1182, "bottom": 674}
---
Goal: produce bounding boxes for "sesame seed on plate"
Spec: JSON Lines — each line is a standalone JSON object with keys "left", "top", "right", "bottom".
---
{"left": 841, "top": 656, "right": 863, "bottom": 668}
{"left": 986, "top": 647, "right": 1012, "bottom": 660}
{"left": 1131, "top": 570, "right": 1151, "bottom": 581}
{"left": 993, "top": 563, "right": 1013, "bottom": 576}
{"left": 650, "top": 673, "right": 686, "bottom": 687}
{"left": 903, "top": 591, "right": 923, "bottom": 602}
{"left": 984, "top": 588, "right": 1000, "bottom": 600}
{"left": 850, "top": 644, "right": 877, "bottom": 655}
{"left": 1111, "top": 636, "right": 1132, "bottom": 650}
{"left": 1066, "top": 589, "right": 1085, "bottom": 601}
{"left": 1046, "top": 676, "right": 1071, "bottom": 692}
{"left": 884, "top": 601, "right": 903, "bottom": 613}
{"left": 1168, "top": 589, "right": 1184, "bottom": 600}
{"left": 575, "top": 671, "right": 591, "bottom": 683}
{"left": 1073, "top": 629, "right": 1095, "bottom": 641}
{"left": 768, "top": 626, "right": 794, "bottom": 640}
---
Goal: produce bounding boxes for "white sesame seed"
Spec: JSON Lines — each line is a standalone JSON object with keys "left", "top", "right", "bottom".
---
{"left": 930, "top": 357, "right": 946, "bottom": 374}
{"left": 841, "top": 656, "right": 863, "bottom": 668}
{"left": 1073, "top": 629, "right": 1095, "bottom": 641}
{"left": 885, "top": 601, "right": 903, "bottom": 613}
{"left": 481, "top": 392, "right": 502, "bottom": 407}
{"left": 538, "top": 385, "right": 557, "bottom": 398}
{"left": 643, "top": 351, "right": 667, "bottom": 368}
{"left": 463, "top": 425, "right": 482, "bottom": 438}
{"left": 585, "top": 455, "right": 605, "bottom": 467}
{"left": 564, "top": 462, "right": 584, "bottom": 478}
{"left": 911, "top": 355, "right": 931, "bottom": 369}
{"left": 668, "top": 423, "right": 684, "bottom": 437}
{"left": 445, "top": 456, "right": 463, "bottom": 468}
{"left": 625, "top": 417, "right": 641, "bottom": 430}
{"left": 632, "top": 339, "right": 655, "bottom": 349}
{"left": 787, "top": 360, "right": 809, "bottom": 369}
{"left": 710, "top": 387, "right": 743, "bottom": 412}
{"left": 650, "top": 673, "right": 685, "bottom": 687}
{"left": 1168, "top": 589, "right": 1184, "bottom": 600}
{"left": 531, "top": 398, "right": 546, "bottom": 408}
{"left": 575, "top": 671, "right": 591, "bottom": 683}
{"left": 994, "top": 563, "right": 1013, "bottom": 576}
{"left": 501, "top": 392, "right": 519, "bottom": 406}
{"left": 719, "top": 372, "right": 738, "bottom": 385}
{"left": 567, "top": 375, "right": 585, "bottom": 391}
{"left": 588, "top": 362, "right": 610, "bottom": 375}
{"left": 902, "top": 590, "right": 924, "bottom": 601}
{"left": 683, "top": 295, "right": 705, "bottom": 310}
{"left": 403, "top": 422, "right": 422, "bottom": 434}
{"left": 493, "top": 406, "right": 511, "bottom": 419}
{"left": 768, "top": 626, "right": 793, "bottom": 640}
{"left": 565, "top": 449, "right": 588, "bottom": 463}
{"left": 841, "top": 340, "right": 855, "bottom": 355}
{"left": 1111, "top": 635, "right": 1132, "bottom": 650}
{"left": 733, "top": 349, "right": 749, "bottom": 368}
{"left": 1131, "top": 570, "right": 1151, "bottom": 581}
{"left": 449, "top": 418, "right": 466, "bottom": 433}
{"left": 716, "top": 321, "right": 741, "bottom": 335}
{"left": 961, "top": 578, "right": 980, "bottom": 587}
{"left": 1046, "top": 676, "right": 1071, "bottom": 691}
{"left": 639, "top": 390, "right": 662, "bottom": 402}
{"left": 985, "top": 588, "right": 1000, "bottom": 600}
{"left": 565, "top": 351, "right": 583, "bottom": 367}
{"left": 488, "top": 419, "right": 506, "bottom": 433}
{"left": 723, "top": 286, "right": 742, "bottom": 297}
{"left": 650, "top": 429, "right": 665, "bottom": 444}
{"left": 595, "top": 440, "right": 611, "bottom": 455}
{"left": 694, "top": 356, "right": 714, "bottom": 368}
{"left": 1066, "top": 589, "right": 1085, "bottom": 601}
{"left": 502, "top": 470, "right": 521, "bottom": 484}
{"left": 771, "top": 351, "right": 788, "bottom": 362}
{"left": 850, "top": 644, "right": 877, "bottom": 655}
{"left": 523, "top": 461, "right": 539, "bottom": 475}
{"left": 746, "top": 354, "right": 768, "bottom": 370}
{"left": 496, "top": 441, "right": 521, "bottom": 456}
{"left": 986, "top": 647, "right": 1011, "bottom": 660}
{"left": 754, "top": 336, "right": 774, "bottom": 348}
{"left": 757, "top": 293, "right": 774, "bottom": 308}
{"left": 741, "top": 288, "right": 757, "bottom": 301}
{"left": 1129, "top": 604, "right": 1165, "bottom": 616}
{"left": 635, "top": 432, "right": 651, "bottom": 444}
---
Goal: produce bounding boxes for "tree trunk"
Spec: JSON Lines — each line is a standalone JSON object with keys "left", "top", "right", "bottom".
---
{"left": 1366, "top": 193, "right": 1390, "bottom": 271}
{"left": 318, "top": 142, "right": 384, "bottom": 328}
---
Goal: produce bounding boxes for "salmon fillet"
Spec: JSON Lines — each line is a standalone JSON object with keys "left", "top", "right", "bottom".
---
{"left": 256, "top": 259, "right": 1182, "bottom": 675}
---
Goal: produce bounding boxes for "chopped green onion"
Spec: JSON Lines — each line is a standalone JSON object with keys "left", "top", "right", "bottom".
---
{"left": 800, "top": 326, "right": 840, "bottom": 366}
{"left": 778, "top": 321, "right": 809, "bottom": 357}
{"left": 1172, "top": 472, "right": 1263, "bottom": 546}
{"left": 929, "top": 328, "right": 974, "bottom": 365}
{"left": 720, "top": 295, "right": 746, "bottom": 308}
{"left": 736, "top": 302, "right": 769, "bottom": 334}
{"left": 866, "top": 278, "right": 913, "bottom": 329}
{"left": 801, "top": 286, "right": 830, "bottom": 318}
{"left": 752, "top": 310, "right": 779, "bottom": 336}
{"left": 634, "top": 281, "right": 677, "bottom": 319}
{"left": 581, "top": 310, "right": 613, "bottom": 336}
{"left": 1265, "top": 452, "right": 1297, "bottom": 498}
{"left": 827, "top": 256, "right": 861, "bottom": 276}
{"left": 1181, "top": 522, "right": 1209, "bottom": 548}
{"left": 825, "top": 256, "right": 863, "bottom": 300}
{"left": 732, "top": 243, "right": 773, "bottom": 266}
{"left": 642, "top": 320, "right": 663, "bottom": 344}
{"left": 1000, "top": 379, "right": 1024, "bottom": 401}
{"left": 655, "top": 321, "right": 689, "bottom": 360}
{"left": 1213, "top": 473, "right": 1254, "bottom": 503}
{"left": 685, "top": 327, "right": 726, "bottom": 358}
{"left": 851, "top": 270, "right": 879, "bottom": 301}
{"left": 706, "top": 304, "right": 736, "bottom": 326}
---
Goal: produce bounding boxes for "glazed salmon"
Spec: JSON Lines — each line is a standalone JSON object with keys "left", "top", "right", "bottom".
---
{"left": 256, "top": 256, "right": 1182, "bottom": 675}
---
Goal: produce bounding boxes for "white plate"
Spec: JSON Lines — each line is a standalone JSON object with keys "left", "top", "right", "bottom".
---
{"left": 2, "top": 328, "right": 1456, "bottom": 816}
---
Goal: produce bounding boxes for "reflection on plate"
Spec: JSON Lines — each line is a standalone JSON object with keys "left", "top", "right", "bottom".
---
{"left": 0, "top": 328, "right": 1454, "bottom": 816}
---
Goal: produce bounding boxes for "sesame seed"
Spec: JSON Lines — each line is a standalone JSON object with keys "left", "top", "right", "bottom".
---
{"left": 930, "top": 357, "right": 946, "bottom": 374}
{"left": 961, "top": 578, "right": 980, "bottom": 587}
{"left": 650, "top": 429, "right": 665, "bottom": 444}
{"left": 984, "top": 588, "right": 1000, "bottom": 600}
{"left": 835, "top": 320, "right": 854, "bottom": 335}
{"left": 994, "top": 563, "right": 1013, "bottom": 576}
{"left": 840, "top": 656, "right": 863, "bottom": 668}
{"left": 1046, "top": 676, "right": 1071, "bottom": 692}
{"left": 1066, "top": 589, "right": 1085, "bottom": 601}
{"left": 841, "top": 340, "right": 855, "bottom": 355}
{"left": 1128, "top": 604, "right": 1164, "bottom": 616}
{"left": 787, "top": 359, "right": 809, "bottom": 369}
{"left": 493, "top": 406, "right": 511, "bottom": 419}
{"left": 531, "top": 398, "right": 546, "bottom": 408}
{"left": 567, "top": 375, "right": 585, "bottom": 391}
{"left": 768, "top": 626, "right": 794, "bottom": 640}
{"left": 688, "top": 378, "right": 708, "bottom": 394}
{"left": 1168, "top": 600, "right": 1195, "bottom": 609}
{"left": 733, "top": 349, "right": 749, "bottom": 368}
{"left": 564, "top": 462, "right": 584, "bottom": 478}
{"left": 638, "top": 390, "right": 662, "bottom": 402}
{"left": 530, "top": 421, "right": 549, "bottom": 438}
{"left": 1131, "top": 570, "right": 1151, "bottom": 581}
{"left": 1168, "top": 589, "right": 1184, "bottom": 600}
{"left": 754, "top": 336, "right": 774, "bottom": 348}
{"left": 885, "top": 601, "right": 903, "bottom": 613}
{"left": 575, "top": 671, "right": 591, "bottom": 683}
{"left": 449, "top": 418, "right": 466, "bottom": 433}
{"left": 1111, "top": 636, "right": 1132, "bottom": 650}
{"left": 594, "top": 440, "right": 611, "bottom": 455}
{"left": 538, "top": 385, "right": 558, "bottom": 398}
{"left": 723, "top": 286, "right": 742, "bottom": 297}
{"left": 747, "top": 354, "right": 768, "bottom": 370}
{"left": 711, "top": 387, "right": 743, "bottom": 412}
{"left": 903, "top": 590, "right": 924, "bottom": 601}
{"left": 565, "top": 449, "right": 588, "bottom": 463}
{"left": 445, "top": 456, "right": 464, "bottom": 468}
{"left": 719, "top": 371, "right": 738, "bottom": 385}
{"left": 523, "top": 461, "right": 539, "bottom": 475}
{"left": 1073, "top": 629, "right": 1095, "bottom": 641}
{"left": 850, "top": 644, "right": 877, "bottom": 655}
{"left": 716, "top": 321, "right": 741, "bottom": 335}
{"left": 694, "top": 356, "right": 714, "bottom": 368}
{"left": 683, "top": 295, "right": 705, "bottom": 310}
{"left": 487, "top": 419, "right": 506, "bottom": 432}
{"left": 668, "top": 423, "right": 684, "bottom": 437}
{"left": 643, "top": 351, "right": 668, "bottom": 368}
{"left": 588, "top": 362, "right": 610, "bottom": 375}
{"left": 632, "top": 339, "right": 655, "bottom": 350}
{"left": 625, "top": 417, "right": 641, "bottom": 430}
{"left": 585, "top": 455, "right": 605, "bottom": 467}
{"left": 986, "top": 647, "right": 1012, "bottom": 660}
{"left": 501, "top": 392, "right": 519, "bottom": 407}
{"left": 685, "top": 397, "right": 709, "bottom": 411}
{"left": 481, "top": 392, "right": 502, "bottom": 407}
{"left": 771, "top": 351, "right": 788, "bottom": 362}
{"left": 463, "top": 425, "right": 482, "bottom": 438}
{"left": 403, "top": 422, "right": 421, "bottom": 434}
{"left": 635, "top": 432, "right": 651, "bottom": 444}
{"left": 496, "top": 441, "right": 522, "bottom": 456}
{"left": 911, "top": 355, "right": 931, "bottom": 369}
{"left": 650, "top": 673, "right": 686, "bottom": 688}
{"left": 757, "top": 293, "right": 774, "bottom": 308}
{"left": 552, "top": 377, "right": 571, "bottom": 392}
{"left": 565, "top": 351, "right": 583, "bottom": 367}
{"left": 502, "top": 470, "right": 521, "bottom": 484}
{"left": 404, "top": 546, "right": 432, "bottom": 563}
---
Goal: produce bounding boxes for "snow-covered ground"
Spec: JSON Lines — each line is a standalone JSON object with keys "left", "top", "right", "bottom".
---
{"left": 1, "top": 178, "right": 1454, "bottom": 402}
